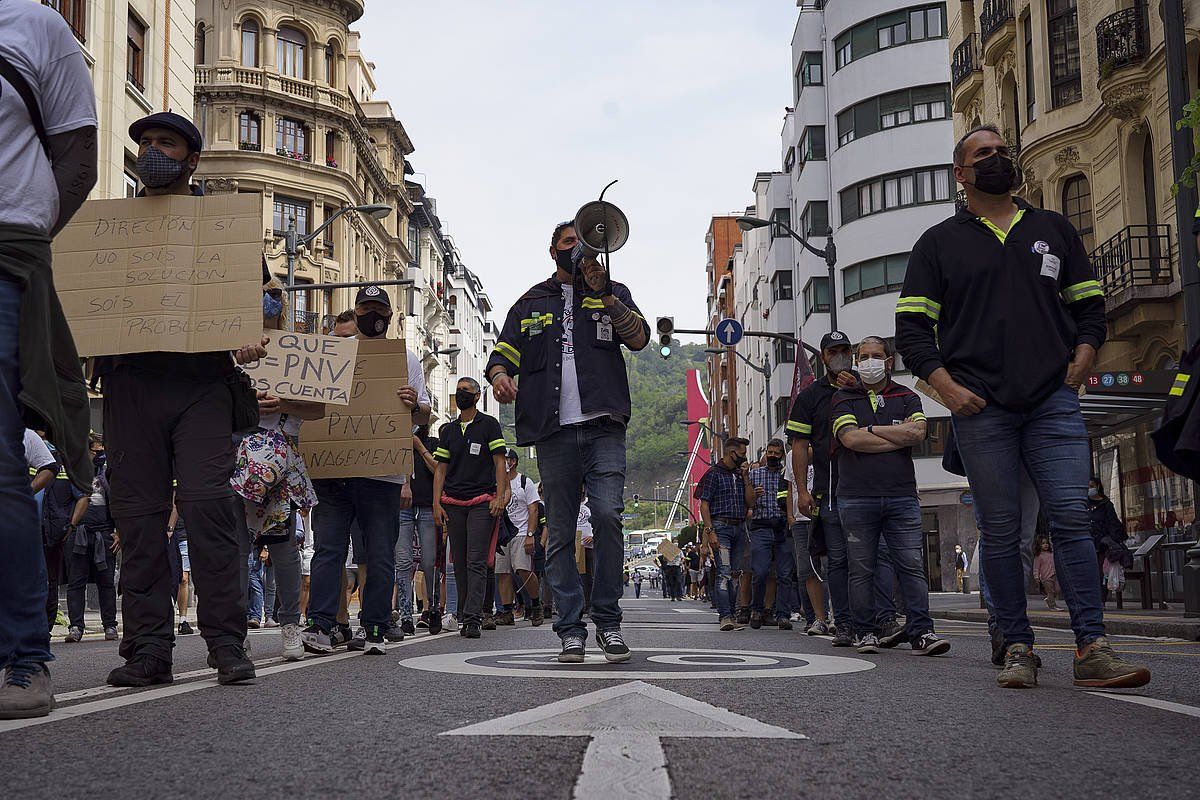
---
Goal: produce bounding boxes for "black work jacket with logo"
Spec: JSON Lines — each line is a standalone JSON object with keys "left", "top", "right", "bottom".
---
{"left": 486, "top": 276, "right": 649, "bottom": 446}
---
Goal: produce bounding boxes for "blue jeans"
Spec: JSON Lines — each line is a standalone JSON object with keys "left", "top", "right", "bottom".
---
{"left": 247, "top": 552, "right": 264, "bottom": 622}
{"left": 818, "top": 496, "right": 852, "bottom": 628}
{"left": 749, "top": 519, "right": 794, "bottom": 617}
{"left": 536, "top": 418, "right": 627, "bottom": 638}
{"left": 310, "top": 478, "right": 401, "bottom": 630}
{"left": 0, "top": 275, "right": 51, "bottom": 669}
{"left": 953, "top": 384, "right": 1103, "bottom": 647}
{"left": 840, "top": 496, "right": 934, "bottom": 638}
{"left": 396, "top": 506, "right": 439, "bottom": 621}
{"left": 711, "top": 522, "right": 745, "bottom": 619}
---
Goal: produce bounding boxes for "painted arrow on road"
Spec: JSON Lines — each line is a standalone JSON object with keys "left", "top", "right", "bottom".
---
{"left": 442, "top": 680, "right": 803, "bottom": 799}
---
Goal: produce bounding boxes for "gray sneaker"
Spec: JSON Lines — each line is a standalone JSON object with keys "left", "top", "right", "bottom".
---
{"left": 879, "top": 620, "right": 909, "bottom": 649}
{"left": 997, "top": 643, "right": 1038, "bottom": 689}
{"left": 1073, "top": 636, "right": 1151, "bottom": 689}
{"left": 831, "top": 627, "right": 854, "bottom": 647}
{"left": 0, "top": 664, "right": 54, "bottom": 720}
{"left": 64, "top": 626, "right": 84, "bottom": 643}
{"left": 856, "top": 633, "right": 880, "bottom": 654}
{"left": 805, "top": 619, "right": 829, "bottom": 636}
{"left": 347, "top": 627, "right": 367, "bottom": 651}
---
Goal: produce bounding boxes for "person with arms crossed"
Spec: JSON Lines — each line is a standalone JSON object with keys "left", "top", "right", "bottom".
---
{"left": 486, "top": 220, "right": 649, "bottom": 663}
{"left": 896, "top": 123, "right": 1149, "bottom": 689}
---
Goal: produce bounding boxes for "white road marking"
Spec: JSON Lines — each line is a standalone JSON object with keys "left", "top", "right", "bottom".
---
{"left": 0, "top": 634, "right": 439, "bottom": 735}
{"left": 400, "top": 647, "right": 874, "bottom": 680}
{"left": 1086, "top": 691, "right": 1200, "bottom": 719}
{"left": 54, "top": 658, "right": 284, "bottom": 703}
{"left": 443, "top": 679, "right": 803, "bottom": 799}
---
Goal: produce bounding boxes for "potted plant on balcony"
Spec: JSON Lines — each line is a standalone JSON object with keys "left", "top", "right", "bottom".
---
{"left": 326, "top": 157, "right": 338, "bottom": 168}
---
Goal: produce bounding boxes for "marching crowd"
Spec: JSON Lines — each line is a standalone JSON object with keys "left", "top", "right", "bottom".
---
{"left": 0, "top": 3, "right": 1156, "bottom": 725}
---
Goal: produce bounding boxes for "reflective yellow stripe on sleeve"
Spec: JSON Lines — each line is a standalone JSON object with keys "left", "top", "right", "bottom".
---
{"left": 1170, "top": 373, "right": 1191, "bottom": 397}
{"left": 786, "top": 420, "right": 812, "bottom": 435}
{"left": 1061, "top": 280, "right": 1104, "bottom": 303}
{"left": 488, "top": 439, "right": 507, "bottom": 451}
{"left": 909, "top": 413, "right": 927, "bottom": 422}
{"left": 833, "top": 414, "right": 858, "bottom": 434}
{"left": 895, "top": 296, "right": 941, "bottom": 321}
{"left": 494, "top": 341, "right": 521, "bottom": 367}
{"left": 580, "top": 298, "right": 606, "bottom": 310}
{"left": 433, "top": 448, "right": 451, "bottom": 460}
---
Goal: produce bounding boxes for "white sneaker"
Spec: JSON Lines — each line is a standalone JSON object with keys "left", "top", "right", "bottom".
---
{"left": 442, "top": 613, "right": 459, "bottom": 632}
{"left": 280, "top": 623, "right": 303, "bottom": 661}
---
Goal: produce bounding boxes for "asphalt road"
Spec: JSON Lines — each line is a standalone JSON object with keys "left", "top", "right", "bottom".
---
{"left": 3, "top": 591, "right": 1197, "bottom": 799}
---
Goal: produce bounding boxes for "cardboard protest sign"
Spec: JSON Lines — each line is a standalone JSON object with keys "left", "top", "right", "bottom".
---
{"left": 243, "top": 331, "right": 359, "bottom": 406}
{"left": 51, "top": 194, "right": 262, "bottom": 357}
{"left": 300, "top": 338, "right": 413, "bottom": 479}
{"left": 658, "top": 538, "right": 681, "bottom": 562}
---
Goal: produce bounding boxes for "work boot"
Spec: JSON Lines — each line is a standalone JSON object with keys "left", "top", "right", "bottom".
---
{"left": 107, "top": 655, "right": 173, "bottom": 687}
{"left": 496, "top": 610, "right": 515, "bottom": 626}
{"left": 481, "top": 614, "right": 497, "bottom": 631}
{"left": 749, "top": 611, "right": 763, "bottom": 630}
{"left": 1073, "top": 637, "right": 1151, "bottom": 688}
{"left": 735, "top": 608, "right": 751, "bottom": 626}
{"left": 719, "top": 616, "right": 737, "bottom": 631}
{"left": 997, "top": 643, "right": 1038, "bottom": 689}
{"left": 0, "top": 664, "right": 54, "bottom": 720}
{"left": 207, "top": 645, "right": 256, "bottom": 685}
{"left": 529, "top": 605, "right": 545, "bottom": 626}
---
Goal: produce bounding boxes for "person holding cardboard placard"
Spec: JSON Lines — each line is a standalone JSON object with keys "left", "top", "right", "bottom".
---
{"left": 302, "top": 287, "right": 429, "bottom": 657}
{"left": 97, "top": 113, "right": 268, "bottom": 689}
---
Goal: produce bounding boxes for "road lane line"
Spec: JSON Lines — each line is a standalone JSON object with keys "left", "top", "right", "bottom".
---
{"left": 0, "top": 634, "right": 439, "bottom": 734}
{"left": 53, "top": 658, "right": 286, "bottom": 703}
{"left": 1086, "top": 691, "right": 1200, "bottom": 719}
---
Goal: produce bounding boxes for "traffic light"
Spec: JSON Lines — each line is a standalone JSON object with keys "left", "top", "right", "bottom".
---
{"left": 656, "top": 316, "right": 674, "bottom": 358}
{"left": 632, "top": 493, "right": 640, "bottom": 509}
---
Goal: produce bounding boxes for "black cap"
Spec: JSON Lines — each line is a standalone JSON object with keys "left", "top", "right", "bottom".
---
{"left": 129, "top": 112, "right": 203, "bottom": 153}
{"left": 354, "top": 285, "right": 392, "bottom": 308}
{"left": 504, "top": 447, "right": 519, "bottom": 461}
{"left": 820, "top": 331, "right": 850, "bottom": 351}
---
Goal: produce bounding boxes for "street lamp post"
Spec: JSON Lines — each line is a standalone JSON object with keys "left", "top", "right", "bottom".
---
{"left": 282, "top": 203, "right": 393, "bottom": 331}
{"left": 707, "top": 347, "right": 774, "bottom": 435}
{"left": 737, "top": 215, "right": 837, "bottom": 331}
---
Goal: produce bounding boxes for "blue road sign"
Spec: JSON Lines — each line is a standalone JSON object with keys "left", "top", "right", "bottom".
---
{"left": 715, "top": 318, "right": 744, "bottom": 347}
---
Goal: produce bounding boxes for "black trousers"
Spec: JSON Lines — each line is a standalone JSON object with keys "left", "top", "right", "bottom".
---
{"left": 446, "top": 503, "right": 494, "bottom": 625}
{"left": 67, "top": 537, "right": 117, "bottom": 629}
{"left": 43, "top": 537, "right": 66, "bottom": 629}
{"left": 103, "top": 367, "right": 245, "bottom": 663}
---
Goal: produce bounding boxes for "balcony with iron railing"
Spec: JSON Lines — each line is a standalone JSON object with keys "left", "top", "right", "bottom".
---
{"left": 979, "top": 0, "right": 1015, "bottom": 63}
{"left": 1091, "top": 224, "right": 1175, "bottom": 314}
{"left": 951, "top": 34, "right": 983, "bottom": 109}
{"left": 1096, "top": 1, "right": 1150, "bottom": 81}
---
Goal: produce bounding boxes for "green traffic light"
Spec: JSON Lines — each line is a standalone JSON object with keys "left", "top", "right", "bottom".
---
{"left": 659, "top": 345, "right": 671, "bottom": 358}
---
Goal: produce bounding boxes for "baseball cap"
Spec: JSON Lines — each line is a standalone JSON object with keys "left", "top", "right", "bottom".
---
{"left": 354, "top": 285, "right": 392, "bottom": 308}
{"left": 820, "top": 331, "right": 850, "bottom": 351}
{"left": 129, "top": 112, "right": 203, "bottom": 153}
{"left": 504, "top": 447, "right": 519, "bottom": 461}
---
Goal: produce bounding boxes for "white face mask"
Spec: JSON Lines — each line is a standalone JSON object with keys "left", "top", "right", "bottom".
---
{"left": 858, "top": 357, "right": 888, "bottom": 385}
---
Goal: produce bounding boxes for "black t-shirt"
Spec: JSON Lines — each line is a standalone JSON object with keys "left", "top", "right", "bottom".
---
{"left": 687, "top": 552, "right": 701, "bottom": 570}
{"left": 786, "top": 377, "right": 841, "bottom": 498}
{"left": 434, "top": 412, "right": 506, "bottom": 500}
{"left": 411, "top": 432, "right": 436, "bottom": 507}
{"left": 831, "top": 381, "right": 925, "bottom": 498}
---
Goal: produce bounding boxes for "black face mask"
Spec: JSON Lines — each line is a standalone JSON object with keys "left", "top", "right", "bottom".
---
{"left": 555, "top": 247, "right": 575, "bottom": 274}
{"left": 766, "top": 457, "right": 782, "bottom": 470}
{"left": 455, "top": 389, "right": 478, "bottom": 410}
{"left": 356, "top": 310, "right": 390, "bottom": 337}
{"left": 969, "top": 153, "right": 1017, "bottom": 195}
{"left": 732, "top": 454, "right": 747, "bottom": 467}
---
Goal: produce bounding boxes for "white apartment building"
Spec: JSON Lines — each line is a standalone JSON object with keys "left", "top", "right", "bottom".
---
{"left": 731, "top": 0, "right": 978, "bottom": 587}
{"left": 442, "top": 235, "right": 496, "bottom": 416}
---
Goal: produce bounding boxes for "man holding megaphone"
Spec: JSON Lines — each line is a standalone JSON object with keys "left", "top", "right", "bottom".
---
{"left": 487, "top": 217, "right": 649, "bottom": 664}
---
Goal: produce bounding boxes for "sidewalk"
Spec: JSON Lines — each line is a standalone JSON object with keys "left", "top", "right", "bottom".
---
{"left": 929, "top": 591, "right": 1200, "bottom": 640}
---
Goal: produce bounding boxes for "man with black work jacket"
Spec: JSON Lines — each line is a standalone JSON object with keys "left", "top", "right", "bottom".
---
{"left": 896, "top": 123, "right": 1150, "bottom": 691}
{"left": 96, "top": 113, "right": 267, "bottom": 687}
{"left": 485, "top": 220, "right": 649, "bottom": 664}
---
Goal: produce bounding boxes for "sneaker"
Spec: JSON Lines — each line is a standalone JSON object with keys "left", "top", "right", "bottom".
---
{"left": 879, "top": 620, "right": 909, "bottom": 649}
{"left": 558, "top": 633, "right": 586, "bottom": 663}
{"left": 347, "top": 627, "right": 367, "bottom": 651}
{"left": 481, "top": 614, "right": 497, "bottom": 631}
{"left": 280, "top": 623, "right": 304, "bottom": 661}
{"left": 383, "top": 620, "right": 405, "bottom": 642}
{"left": 429, "top": 612, "right": 443, "bottom": 635}
{"left": 462, "top": 622, "right": 482, "bottom": 639}
{"left": 719, "top": 616, "right": 737, "bottom": 631}
{"left": 496, "top": 610, "right": 515, "bottom": 626}
{"left": 400, "top": 618, "right": 416, "bottom": 636}
{"left": 178, "top": 620, "right": 194, "bottom": 636}
{"left": 64, "top": 626, "right": 83, "bottom": 643}
{"left": 332, "top": 624, "right": 354, "bottom": 648}
{"left": 1044, "top": 597, "right": 1056, "bottom": 611}
{"left": 301, "top": 623, "right": 335, "bottom": 654}
{"left": 442, "top": 613, "right": 459, "bottom": 632}
{"left": 104, "top": 627, "right": 119, "bottom": 641}
{"left": 529, "top": 605, "right": 545, "bottom": 627}
{"left": 760, "top": 614, "right": 778, "bottom": 627}
{"left": 391, "top": 609, "right": 401, "bottom": 622}
{"left": 596, "top": 629, "right": 632, "bottom": 663}
{"left": 806, "top": 619, "right": 829, "bottom": 637}
{"left": 831, "top": 627, "right": 854, "bottom": 647}
{"left": 0, "top": 664, "right": 54, "bottom": 720}
{"left": 856, "top": 633, "right": 881, "bottom": 654}
{"left": 416, "top": 611, "right": 429, "bottom": 630}
{"left": 911, "top": 632, "right": 951, "bottom": 656}
{"left": 1073, "top": 637, "right": 1151, "bottom": 688}
{"left": 246, "top": 618, "right": 260, "bottom": 629}
{"left": 264, "top": 618, "right": 279, "bottom": 629}
{"left": 207, "top": 645, "right": 256, "bottom": 684}
{"left": 363, "top": 625, "right": 387, "bottom": 655}
{"left": 997, "top": 643, "right": 1039, "bottom": 689}
{"left": 107, "top": 655, "right": 173, "bottom": 687}
{"left": 735, "top": 608, "right": 751, "bottom": 626}
{"left": 749, "top": 611, "right": 763, "bottom": 630}
{"left": 776, "top": 617, "right": 793, "bottom": 630}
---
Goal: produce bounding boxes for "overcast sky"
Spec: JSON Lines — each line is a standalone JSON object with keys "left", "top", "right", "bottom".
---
{"left": 358, "top": 1, "right": 796, "bottom": 343}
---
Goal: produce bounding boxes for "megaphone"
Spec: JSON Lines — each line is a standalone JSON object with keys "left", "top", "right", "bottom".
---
{"left": 573, "top": 196, "right": 629, "bottom": 256}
